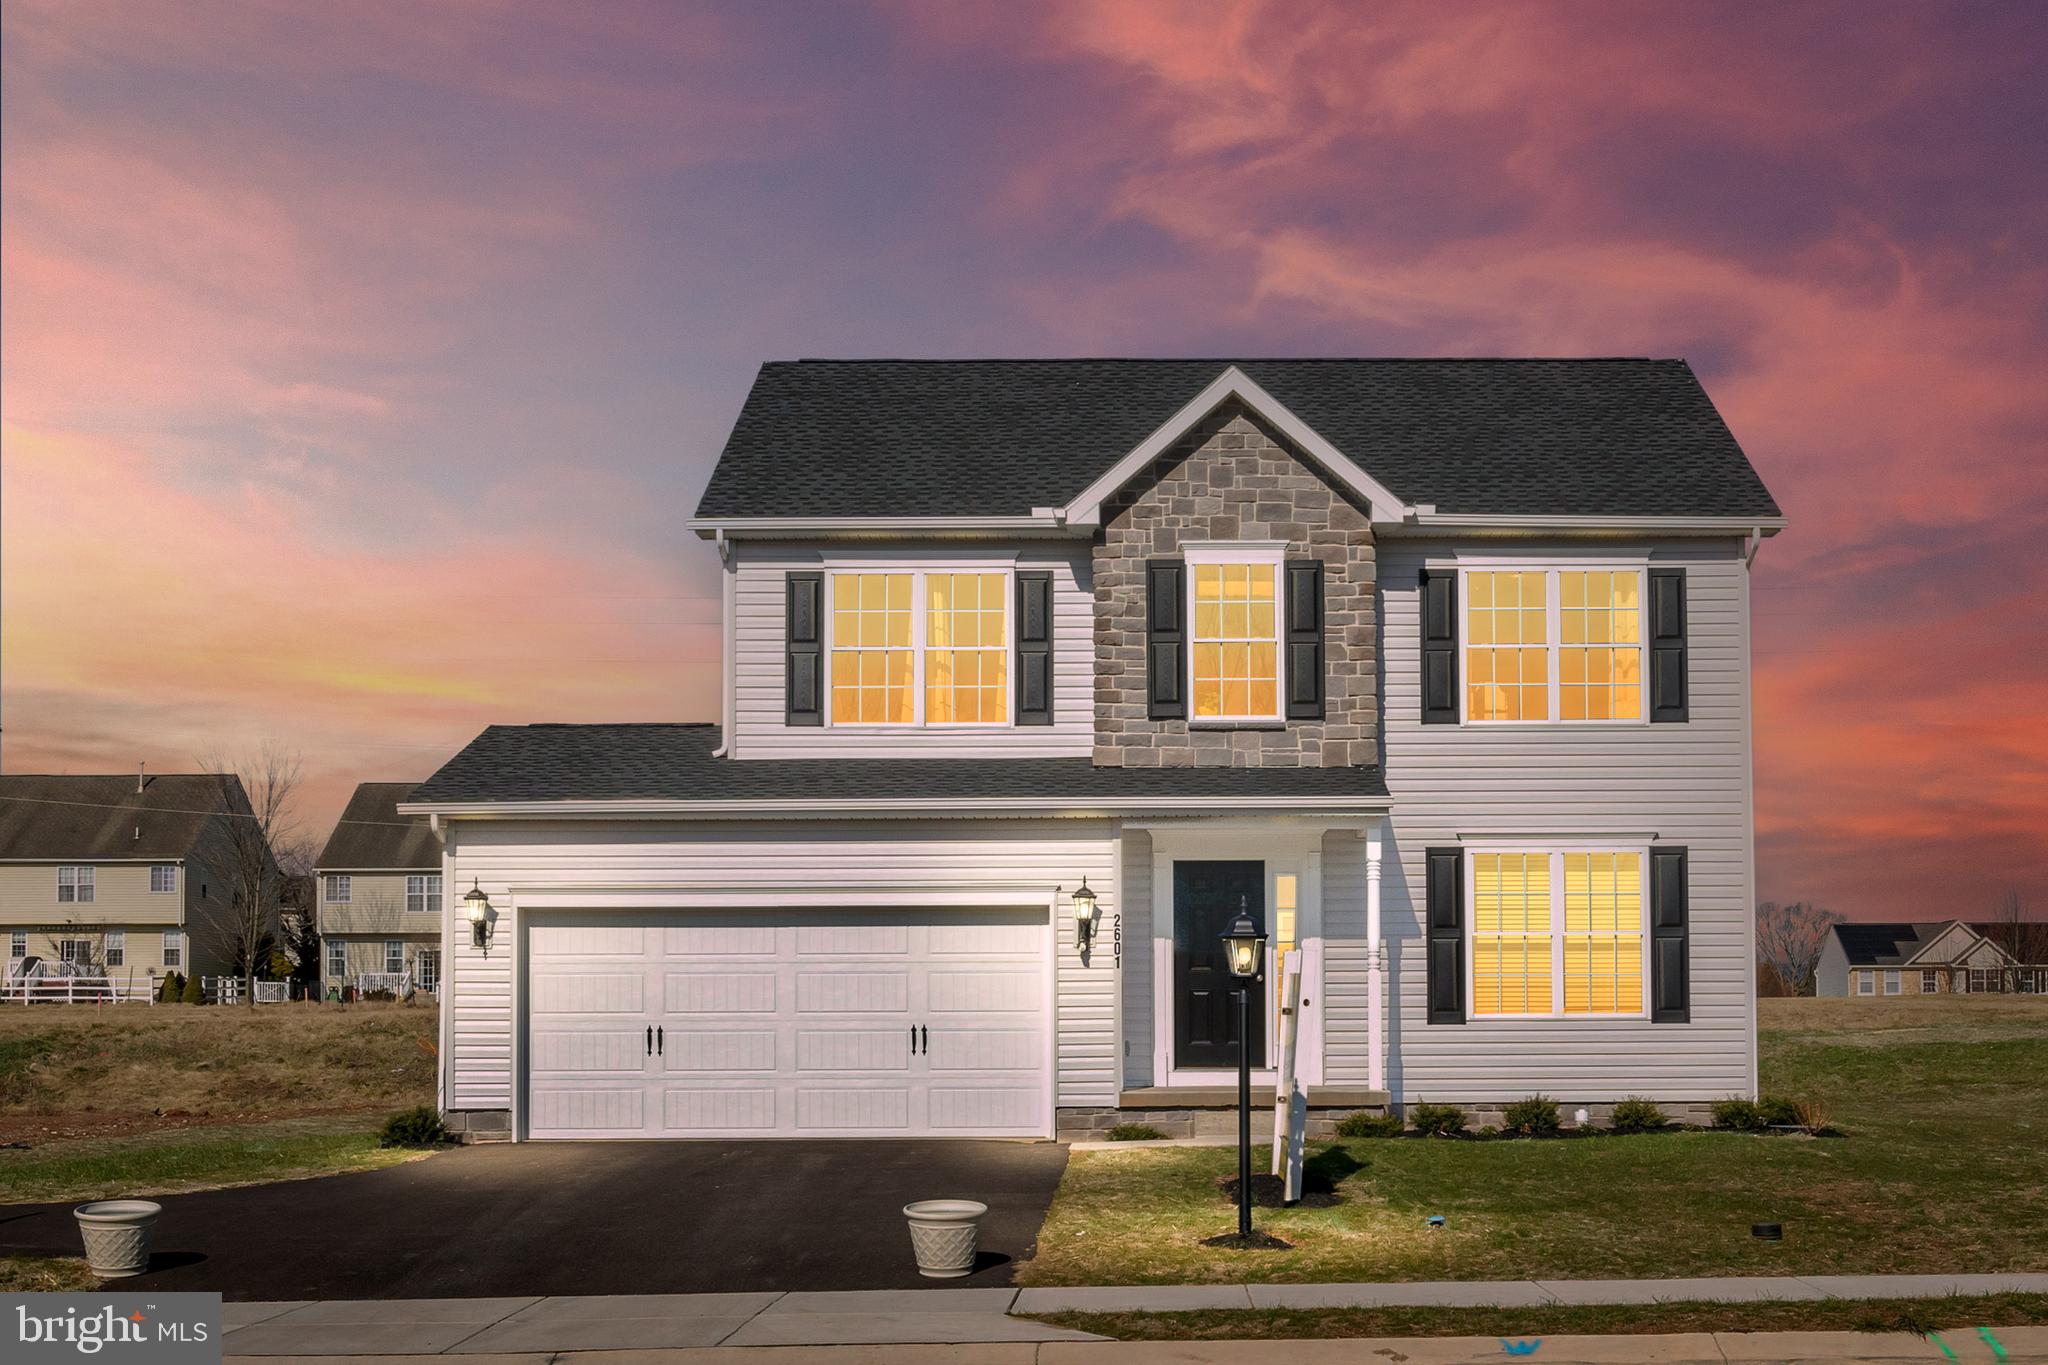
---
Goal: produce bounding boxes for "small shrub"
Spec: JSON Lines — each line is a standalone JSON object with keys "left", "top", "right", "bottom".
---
{"left": 361, "top": 989, "right": 398, "bottom": 1003}
{"left": 1711, "top": 1098, "right": 1765, "bottom": 1132}
{"left": 180, "top": 975, "right": 205, "bottom": 1004}
{"left": 1503, "top": 1095, "right": 1562, "bottom": 1137}
{"left": 1757, "top": 1095, "right": 1801, "bottom": 1128}
{"left": 156, "top": 972, "right": 185, "bottom": 1004}
{"left": 1610, "top": 1097, "right": 1668, "bottom": 1133}
{"left": 1105, "top": 1123, "right": 1168, "bottom": 1142}
{"left": 1792, "top": 1095, "right": 1833, "bottom": 1135}
{"left": 1474, "top": 1124, "right": 1501, "bottom": 1139}
{"left": 379, "top": 1104, "right": 452, "bottom": 1148}
{"left": 1408, "top": 1102, "right": 1467, "bottom": 1137}
{"left": 1335, "top": 1111, "right": 1404, "bottom": 1139}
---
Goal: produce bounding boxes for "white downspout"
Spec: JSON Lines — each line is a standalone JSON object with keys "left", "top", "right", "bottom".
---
{"left": 1366, "top": 819, "right": 1385, "bottom": 1094}
{"left": 711, "top": 530, "right": 735, "bottom": 758}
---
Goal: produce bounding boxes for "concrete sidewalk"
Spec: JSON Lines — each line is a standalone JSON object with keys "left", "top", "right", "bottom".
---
{"left": 214, "top": 1272, "right": 2048, "bottom": 1355}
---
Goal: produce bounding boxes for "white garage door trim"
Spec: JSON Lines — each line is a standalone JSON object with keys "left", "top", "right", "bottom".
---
{"left": 517, "top": 899, "right": 1055, "bottom": 1141}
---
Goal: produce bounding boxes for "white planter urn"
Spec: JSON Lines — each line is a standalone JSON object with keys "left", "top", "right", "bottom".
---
{"left": 902, "top": 1199, "right": 988, "bottom": 1278}
{"left": 74, "top": 1200, "right": 162, "bottom": 1279}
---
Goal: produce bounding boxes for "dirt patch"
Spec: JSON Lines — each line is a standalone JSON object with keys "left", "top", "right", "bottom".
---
{"left": 0, "top": 1103, "right": 391, "bottom": 1145}
{"left": 1217, "top": 1171, "right": 1342, "bottom": 1208}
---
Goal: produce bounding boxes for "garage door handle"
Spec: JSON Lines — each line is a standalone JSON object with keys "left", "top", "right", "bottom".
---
{"left": 657, "top": 1026, "right": 664, "bottom": 1056}
{"left": 920, "top": 1025, "right": 928, "bottom": 1054}
{"left": 646, "top": 1026, "right": 653, "bottom": 1056}
{"left": 910, "top": 1025, "right": 919, "bottom": 1055}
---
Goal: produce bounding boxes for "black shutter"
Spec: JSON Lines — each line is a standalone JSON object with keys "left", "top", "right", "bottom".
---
{"left": 1648, "top": 568, "right": 1688, "bottom": 723}
{"left": 1425, "top": 846, "right": 1465, "bottom": 1024}
{"left": 1285, "top": 559, "right": 1325, "bottom": 721}
{"left": 785, "top": 571, "right": 823, "bottom": 726}
{"left": 1651, "top": 845, "right": 1689, "bottom": 1022}
{"left": 1015, "top": 570, "right": 1054, "bottom": 726}
{"left": 1421, "top": 568, "right": 1458, "bottom": 724}
{"left": 1146, "top": 559, "right": 1186, "bottom": 720}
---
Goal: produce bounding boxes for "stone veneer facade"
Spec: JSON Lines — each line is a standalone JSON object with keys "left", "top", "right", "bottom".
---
{"left": 1092, "top": 400, "right": 1379, "bottom": 768}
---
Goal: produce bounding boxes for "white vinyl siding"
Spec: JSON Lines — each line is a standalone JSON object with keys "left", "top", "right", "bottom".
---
{"left": 728, "top": 542, "right": 1094, "bottom": 758}
{"left": 442, "top": 818, "right": 1116, "bottom": 1125}
{"left": 1376, "top": 539, "right": 1756, "bottom": 1103}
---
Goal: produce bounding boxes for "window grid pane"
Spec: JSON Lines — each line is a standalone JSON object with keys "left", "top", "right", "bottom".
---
{"left": 1191, "top": 563, "right": 1278, "bottom": 718}
{"left": 1559, "top": 571, "right": 1642, "bottom": 720}
{"left": 924, "top": 572, "right": 1008, "bottom": 723}
{"left": 1471, "top": 853, "right": 1552, "bottom": 1015}
{"left": 829, "top": 572, "right": 915, "bottom": 724}
{"left": 1563, "top": 852, "right": 1643, "bottom": 1014}
{"left": 1466, "top": 571, "right": 1549, "bottom": 721}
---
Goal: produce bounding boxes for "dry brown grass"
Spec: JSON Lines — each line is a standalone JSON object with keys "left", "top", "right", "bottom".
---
{"left": 0, "top": 1255, "right": 98, "bottom": 1291}
{"left": 0, "top": 1002, "right": 438, "bottom": 1138}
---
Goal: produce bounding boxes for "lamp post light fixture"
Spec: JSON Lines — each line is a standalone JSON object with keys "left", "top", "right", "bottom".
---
{"left": 1221, "top": 902, "right": 1268, "bottom": 1242}
{"left": 463, "top": 879, "right": 496, "bottom": 956}
{"left": 1070, "top": 878, "right": 1099, "bottom": 952}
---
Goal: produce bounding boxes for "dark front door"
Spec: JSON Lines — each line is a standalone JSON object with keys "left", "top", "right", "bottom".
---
{"left": 1173, "top": 860, "right": 1266, "bottom": 1069}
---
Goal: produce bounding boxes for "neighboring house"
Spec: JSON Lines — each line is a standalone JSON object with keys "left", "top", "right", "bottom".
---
{"left": 403, "top": 358, "right": 1784, "bottom": 1142}
{"left": 0, "top": 772, "right": 256, "bottom": 986}
{"left": 313, "top": 783, "right": 443, "bottom": 999}
{"left": 1817, "top": 920, "right": 2048, "bottom": 997}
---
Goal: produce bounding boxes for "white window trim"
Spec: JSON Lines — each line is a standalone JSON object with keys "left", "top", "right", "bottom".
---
{"left": 1856, "top": 971, "right": 1875, "bottom": 996}
{"left": 324, "top": 874, "right": 352, "bottom": 904}
{"left": 416, "top": 947, "right": 441, "bottom": 992}
{"left": 821, "top": 563, "right": 1018, "bottom": 730}
{"left": 57, "top": 865, "right": 95, "bottom": 904}
{"left": 1183, "top": 541, "right": 1288, "bottom": 725}
{"left": 163, "top": 929, "right": 183, "bottom": 969}
{"left": 384, "top": 939, "right": 405, "bottom": 974}
{"left": 104, "top": 930, "right": 125, "bottom": 967}
{"left": 1883, "top": 969, "right": 1902, "bottom": 995}
{"left": 406, "top": 874, "right": 441, "bottom": 915}
{"left": 1922, "top": 969, "right": 1938, "bottom": 993}
{"left": 1462, "top": 843, "right": 1652, "bottom": 1021}
{"left": 1457, "top": 565, "right": 1651, "bottom": 727}
{"left": 10, "top": 930, "right": 25, "bottom": 959}
{"left": 150, "top": 864, "right": 178, "bottom": 894}
{"left": 327, "top": 941, "right": 348, "bottom": 979}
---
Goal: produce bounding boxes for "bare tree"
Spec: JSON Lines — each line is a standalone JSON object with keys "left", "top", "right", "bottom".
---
{"left": 1756, "top": 900, "right": 1845, "bottom": 997}
{"left": 192, "top": 744, "right": 303, "bottom": 1008}
{"left": 1987, "top": 889, "right": 2048, "bottom": 994}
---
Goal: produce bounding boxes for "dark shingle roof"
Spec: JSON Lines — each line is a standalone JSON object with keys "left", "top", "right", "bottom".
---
{"left": 408, "top": 725, "right": 1388, "bottom": 807}
{"left": 316, "top": 783, "right": 440, "bottom": 870}
{"left": 1831, "top": 922, "right": 1954, "bottom": 967}
{"left": 0, "top": 774, "right": 246, "bottom": 861}
{"left": 693, "top": 359, "right": 1780, "bottom": 521}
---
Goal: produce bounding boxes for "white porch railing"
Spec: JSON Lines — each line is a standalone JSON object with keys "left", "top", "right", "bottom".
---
{"left": 1, "top": 972, "right": 158, "bottom": 1005}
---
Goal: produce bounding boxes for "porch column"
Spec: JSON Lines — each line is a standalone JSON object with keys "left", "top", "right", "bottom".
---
{"left": 1366, "top": 819, "right": 1385, "bottom": 1093}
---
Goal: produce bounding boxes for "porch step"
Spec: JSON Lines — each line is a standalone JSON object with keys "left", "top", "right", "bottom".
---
{"left": 1117, "top": 1086, "right": 1388, "bottom": 1109}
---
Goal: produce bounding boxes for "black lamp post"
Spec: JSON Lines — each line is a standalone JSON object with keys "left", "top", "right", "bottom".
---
{"left": 1221, "top": 903, "right": 1268, "bottom": 1241}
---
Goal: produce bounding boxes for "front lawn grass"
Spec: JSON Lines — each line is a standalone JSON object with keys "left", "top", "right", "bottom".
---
{"left": 1020, "top": 996, "right": 2048, "bottom": 1284}
{"left": 0, "top": 1115, "right": 428, "bottom": 1205}
{"left": 1027, "top": 1292, "right": 2048, "bottom": 1342}
{"left": 0, "top": 1255, "right": 98, "bottom": 1292}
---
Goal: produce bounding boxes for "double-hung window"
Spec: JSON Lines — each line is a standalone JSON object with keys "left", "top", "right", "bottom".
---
{"left": 1463, "top": 567, "right": 1646, "bottom": 723}
{"left": 406, "top": 874, "right": 441, "bottom": 915}
{"left": 327, "top": 940, "right": 347, "bottom": 981}
{"left": 104, "top": 931, "right": 125, "bottom": 967}
{"left": 384, "top": 940, "right": 405, "bottom": 975}
{"left": 826, "top": 569, "right": 1010, "bottom": 725}
{"left": 150, "top": 864, "right": 177, "bottom": 894}
{"left": 57, "top": 866, "right": 95, "bottom": 904}
{"left": 163, "top": 929, "right": 183, "bottom": 969}
{"left": 10, "top": 931, "right": 26, "bottom": 960}
{"left": 1856, "top": 971, "right": 1875, "bottom": 996}
{"left": 1186, "top": 543, "right": 1283, "bottom": 721}
{"left": 323, "top": 874, "right": 351, "bottom": 904}
{"left": 1469, "top": 849, "right": 1647, "bottom": 1018}
{"left": 1883, "top": 969, "right": 1901, "bottom": 995}
{"left": 1922, "top": 969, "right": 1939, "bottom": 993}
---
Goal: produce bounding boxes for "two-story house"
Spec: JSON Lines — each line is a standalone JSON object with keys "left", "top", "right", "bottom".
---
{"left": 314, "top": 782, "right": 444, "bottom": 998}
{"left": 0, "top": 771, "right": 254, "bottom": 988}
{"left": 403, "top": 359, "right": 1783, "bottom": 1142}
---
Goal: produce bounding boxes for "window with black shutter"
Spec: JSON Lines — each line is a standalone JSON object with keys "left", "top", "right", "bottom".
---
{"left": 1015, "top": 570, "right": 1054, "bottom": 726}
{"left": 784, "top": 571, "right": 823, "bottom": 726}
{"left": 1145, "top": 559, "right": 1186, "bottom": 720}
{"left": 1648, "top": 568, "right": 1689, "bottom": 723}
{"left": 1651, "top": 845, "right": 1690, "bottom": 1022}
{"left": 1421, "top": 569, "right": 1458, "bottom": 723}
{"left": 1285, "top": 559, "right": 1325, "bottom": 720}
{"left": 1425, "top": 847, "right": 1465, "bottom": 1023}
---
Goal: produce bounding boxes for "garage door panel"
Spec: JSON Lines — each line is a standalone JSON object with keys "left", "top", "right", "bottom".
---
{"left": 930, "top": 920, "right": 1041, "bottom": 955}
{"left": 665, "top": 1088, "right": 776, "bottom": 1132}
{"left": 927, "top": 1028, "right": 1038, "bottom": 1071}
{"left": 797, "top": 1028, "right": 912, "bottom": 1072}
{"left": 664, "top": 1030, "right": 776, "bottom": 1072}
{"left": 666, "top": 971, "right": 776, "bottom": 1013}
{"left": 796, "top": 970, "right": 909, "bottom": 1014}
{"left": 928, "top": 970, "right": 1037, "bottom": 1013}
{"left": 532, "top": 1088, "right": 644, "bottom": 1134}
{"left": 797, "top": 1087, "right": 911, "bottom": 1131}
{"left": 532, "top": 924, "right": 646, "bottom": 956}
{"left": 663, "top": 923, "right": 776, "bottom": 956}
{"left": 532, "top": 973, "right": 644, "bottom": 1013}
{"left": 929, "top": 1087, "right": 1040, "bottom": 1131}
{"left": 533, "top": 1030, "right": 647, "bottom": 1074}
{"left": 797, "top": 923, "right": 910, "bottom": 956}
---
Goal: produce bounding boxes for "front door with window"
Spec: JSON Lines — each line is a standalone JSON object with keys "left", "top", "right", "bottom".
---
{"left": 1173, "top": 861, "right": 1265, "bottom": 1069}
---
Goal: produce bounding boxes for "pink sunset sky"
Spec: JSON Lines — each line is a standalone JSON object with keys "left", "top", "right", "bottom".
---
{"left": 3, "top": 1, "right": 2043, "bottom": 919}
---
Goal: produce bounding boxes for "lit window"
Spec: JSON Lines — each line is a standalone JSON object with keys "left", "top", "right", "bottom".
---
{"left": 406, "top": 874, "right": 441, "bottom": 915}
{"left": 1464, "top": 568, "right": 1648, "bottom": 723}
{"left": 327, "top": 940, "right": 347, "bottom": 980}
{"left": 385, "top": 940, "right": 405, "bottom": 974}
{"left": 1472, "top": 853, "right": 1553, "bottom": 1016}
{"left": 57, "top": 866, "right": 95, "bottom": 904}
{"left": 1272, "top": 873, "right": 1299, "bottom": 1034}
{"left": 829, "top": 572, "right": 915, "bottom": 724}
{"left": 163, "top": 929, "right": 183, "bottom": 969}
{"left": 1563, "top": 853, "right": 1644, "bottom": 1014}
{"left": 1559, "top": 572, "right": 1643, "bottom": 721}
{"left": 1466, "top": 571, "right": 1549, "bottom": 721}
{"left": 1192, "top": 563, "right": 1280, "bottom": 719}
{"left": 924, "top": 573, "right": 1007, "bottom": 723}
{"left": 150, "top": 865, "right": 178, "bottom": 894}
{"left": 323, "top": 874, "right": 351, "bottom": 904}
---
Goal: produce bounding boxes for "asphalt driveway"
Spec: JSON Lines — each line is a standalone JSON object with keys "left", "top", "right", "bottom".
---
{"left": 0, "top": 1139, "right": 1068, "bottom": 1300}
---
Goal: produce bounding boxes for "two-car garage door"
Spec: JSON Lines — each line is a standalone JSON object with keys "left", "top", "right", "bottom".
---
{"left": 525, "top": 907, "right": 1049, "bottom": 1139}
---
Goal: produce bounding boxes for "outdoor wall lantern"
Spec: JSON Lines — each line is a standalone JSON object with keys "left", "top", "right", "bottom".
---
{"left": 1069, "top": 878, "right": 1099, "bottom": 951}
{"left": 463, "top": 879, "right": 497, "bottom": 956}
{"left": 1223, "top": 906, "right": 1267, "bottom": 981}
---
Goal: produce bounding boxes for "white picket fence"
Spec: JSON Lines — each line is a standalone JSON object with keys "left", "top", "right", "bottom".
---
{"left": 0, "top": 972, "right": 160, "bottom": 1005}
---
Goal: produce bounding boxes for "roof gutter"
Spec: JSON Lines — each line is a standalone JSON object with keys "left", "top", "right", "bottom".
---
{"left": 398, "top": 794, "right": 1392, "bottom": 821}
{"left": 1385, "top": 513, "right": 1788, "bottom": 537}
{"left": 687, "top": 515, "right": 1083, "bottom": 540}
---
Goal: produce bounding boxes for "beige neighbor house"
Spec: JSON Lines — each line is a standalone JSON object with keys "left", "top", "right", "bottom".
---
{"left": 1817, "top": 920, "right": 2048, "bottom": 998}
{"left": 314, "top": 783, "right": 442, "bottom": 999}
{"left": 0, "top": 771, "right": 257, "bottom": 992}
